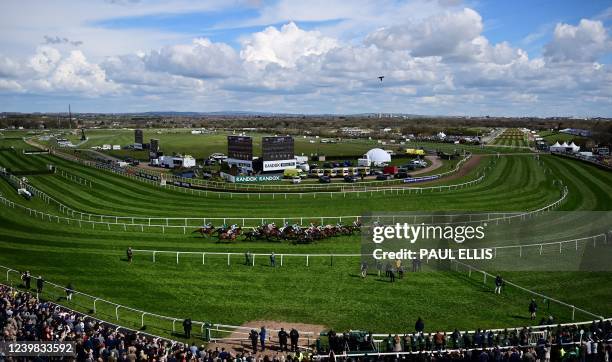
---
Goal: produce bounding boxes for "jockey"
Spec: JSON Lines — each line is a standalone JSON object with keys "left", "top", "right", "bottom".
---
{"left": 230, "top": 224, "right": 237, "bottom": 231}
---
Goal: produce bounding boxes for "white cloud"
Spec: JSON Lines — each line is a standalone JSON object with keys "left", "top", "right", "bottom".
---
{"left": 544, "top": 19, "right": 611, "bottom": 62}
{"left": 365, "top": 8, "right": 482, "bottom": 57}
{"left": 240, "top": 22, "right": 338, "bottom": 68}
{"left": 29, "top": 46, "right": 62, "bottom": 75}
{"left": 144, "top": 38, "right": 240, "bottom": 78}
{"left": 1, "top": 4, "right": 611, "bottom": 116}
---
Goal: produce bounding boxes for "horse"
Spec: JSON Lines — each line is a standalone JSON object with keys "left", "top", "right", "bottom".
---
{"left": 192, "top": 225, "right": 215, "bottom": 238}
{"left": 218, "top": 227, "right": 242, "bottom": 241}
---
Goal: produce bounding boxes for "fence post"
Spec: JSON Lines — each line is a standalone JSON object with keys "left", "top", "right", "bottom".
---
{"left": 153, "top": 252, "right": 156, "bottom": 263}
{"left": 176, "top": 252, "right": 179, "bottom": 264}
{"left": 280, "top": 254, "right": 283, "bottom": 267}
{"left": 115, "top": 306, "right": 120, "bottom": 320}
{"left": 93, "top": 298, "right": 99, "bottom": 313}
{"left": 572, "top": 306, "right": 575, "bottom": 321}
{"left": 227, "top": 254, "right": 230, "bottom": 266}
{"left": 202, "top": 253, "right": 205, "bottom": 265}
{"left": 141, "top": 313, "right": 146, "bottom": 327}
{"left": 306, "top": 255, "right": 309, "bottom": 267}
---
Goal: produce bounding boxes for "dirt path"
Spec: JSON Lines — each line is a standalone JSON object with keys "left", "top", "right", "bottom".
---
{"left": 207, "top": 320, "right": 326, "bottom": 357}
{"left": 410, "top": 155, "right": 443, "bottom": 175}
{"left": 405, "top": 154, "right": 483, "bottom": 187}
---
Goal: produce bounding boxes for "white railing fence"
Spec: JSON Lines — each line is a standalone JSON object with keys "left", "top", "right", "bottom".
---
{"left": 0, "top": 264, "right": 314, "bottom": 343}
{"left": 450, "top": 259, "right": 605, "bottom": 321}
{"left": 0, "top": 177, "right": 566, "bottom": 235}
{"left": 130, "top": 230, "right": 609, "bottom": 268}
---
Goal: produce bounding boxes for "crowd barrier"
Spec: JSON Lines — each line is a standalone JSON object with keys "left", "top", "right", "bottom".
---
{"left": 315, "top": 337, "right": 612, "bottom": 360}
{"left": 450, "top": 259, "right": 605, "bottom": 321}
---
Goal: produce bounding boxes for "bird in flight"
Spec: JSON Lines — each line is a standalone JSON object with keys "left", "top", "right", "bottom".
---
{"left": 378, "top": 76, "right": 384, "bottom": 82}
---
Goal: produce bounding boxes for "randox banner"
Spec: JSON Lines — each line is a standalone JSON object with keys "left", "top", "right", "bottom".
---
{"left": 236, "top": 175, "right": 282, "bottom": 182}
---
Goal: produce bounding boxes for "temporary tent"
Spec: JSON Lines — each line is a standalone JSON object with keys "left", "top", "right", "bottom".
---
{"left": 569, "top": 142, "right": 580, "bottom": 152}
{"left": 365, "top": 148, "right": 391, "bottom": 166}
{"left": 549, "top": 142, "right": 564, "bottom": 152}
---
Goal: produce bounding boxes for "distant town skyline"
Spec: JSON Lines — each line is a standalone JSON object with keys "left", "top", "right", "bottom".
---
{"left": 1, "top": 0, "right": 611, "bottom": 117}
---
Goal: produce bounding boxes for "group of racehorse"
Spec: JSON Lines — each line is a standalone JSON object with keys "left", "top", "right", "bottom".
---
{"left": 192, "top": 221, "right": 362, "bottom": 243}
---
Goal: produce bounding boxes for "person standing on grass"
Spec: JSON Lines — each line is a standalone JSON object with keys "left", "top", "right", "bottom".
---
{"left": 270, "top": 252, "right": 276, "bottom": 267}
{"left": 245, "top": 251, "right": 252, "bottom": 266}
{"left": 36, "top": 275, "right": 44, "bottom": 294}
{"left": 66, "top": 282, "right": 74, "bottom": 301}
{"left": 183, "top": 318, "right": 192, "bottom": 338}
{"left": 290, "top": 328, "right": 299, "bottom": 352}
{"left": 127, "top": 247, "right": 133, "bottom": 263}
{"left": 529, "top": 299, "right": 538, "bottom": 320}
{"left": 495, "top": 275, "right": 503, "bottom": 294}
{"left": 415, "top": 317, "right": 425, "bottom": 334}
{"left": 360, "top": 262, "right": 368, "bottom": 279}
{"left": 259, "top": 326, "right": 267, "bottom": 351}
{"left": 22, "top": 271, "right": 31, "bottom": 290}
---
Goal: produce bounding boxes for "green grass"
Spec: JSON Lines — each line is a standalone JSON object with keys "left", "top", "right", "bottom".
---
{"left": 0, "top": 138, "right": 610, "bottom": 343}
{"left": 539, "top": 130, "right": 588, "bottom": 144}
{"left": 37, "top": 129, "right": 530, "bottom": 162}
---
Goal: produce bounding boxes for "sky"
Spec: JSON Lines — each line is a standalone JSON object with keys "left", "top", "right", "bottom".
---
{"left": 0, "top": 0, "right": 611, "bottom": 117}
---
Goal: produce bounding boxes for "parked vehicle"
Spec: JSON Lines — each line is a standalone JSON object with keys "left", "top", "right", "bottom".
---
{"left": 344, "top": 175, "right": 358, "bottom": 183}
{"left": 319, "top": 176, "right": 331, "bottom": 183}
{"left": 376, "top": 174, "right": 391, "bottom": 181}
{"left": 383, "top": 166, "right": 399, "bottom": 175}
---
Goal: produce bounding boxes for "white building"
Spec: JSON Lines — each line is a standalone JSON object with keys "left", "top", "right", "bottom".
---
{"left": 159, "top": 155, "right": 196, "bottom": 168}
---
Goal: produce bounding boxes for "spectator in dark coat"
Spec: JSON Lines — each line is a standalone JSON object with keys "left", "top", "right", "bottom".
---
{"left": 290, "top": 328, "right": 299, "bottom": 351}
{"left": 495, "top": 275, "right": 503, "bottom": 294}
{"left": 36, "top": 275, "right": 44, "bottom": 294}
{"left": 415, "top": 317, "right": 425, "bottom": 334}
{"left": 278, "top": 328, "right": 288, "bottom": 351}
{"left": 249, "top": 330, "right": 258, "bottom": 352}
{"left": 183, "top": 318, "right": 192, "bottom": 338}
{"left": 529, "top": 299, "right": 538, "bottom": 320}
{"left": 259, "top": 326, "right": 267, "bottom": 351}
